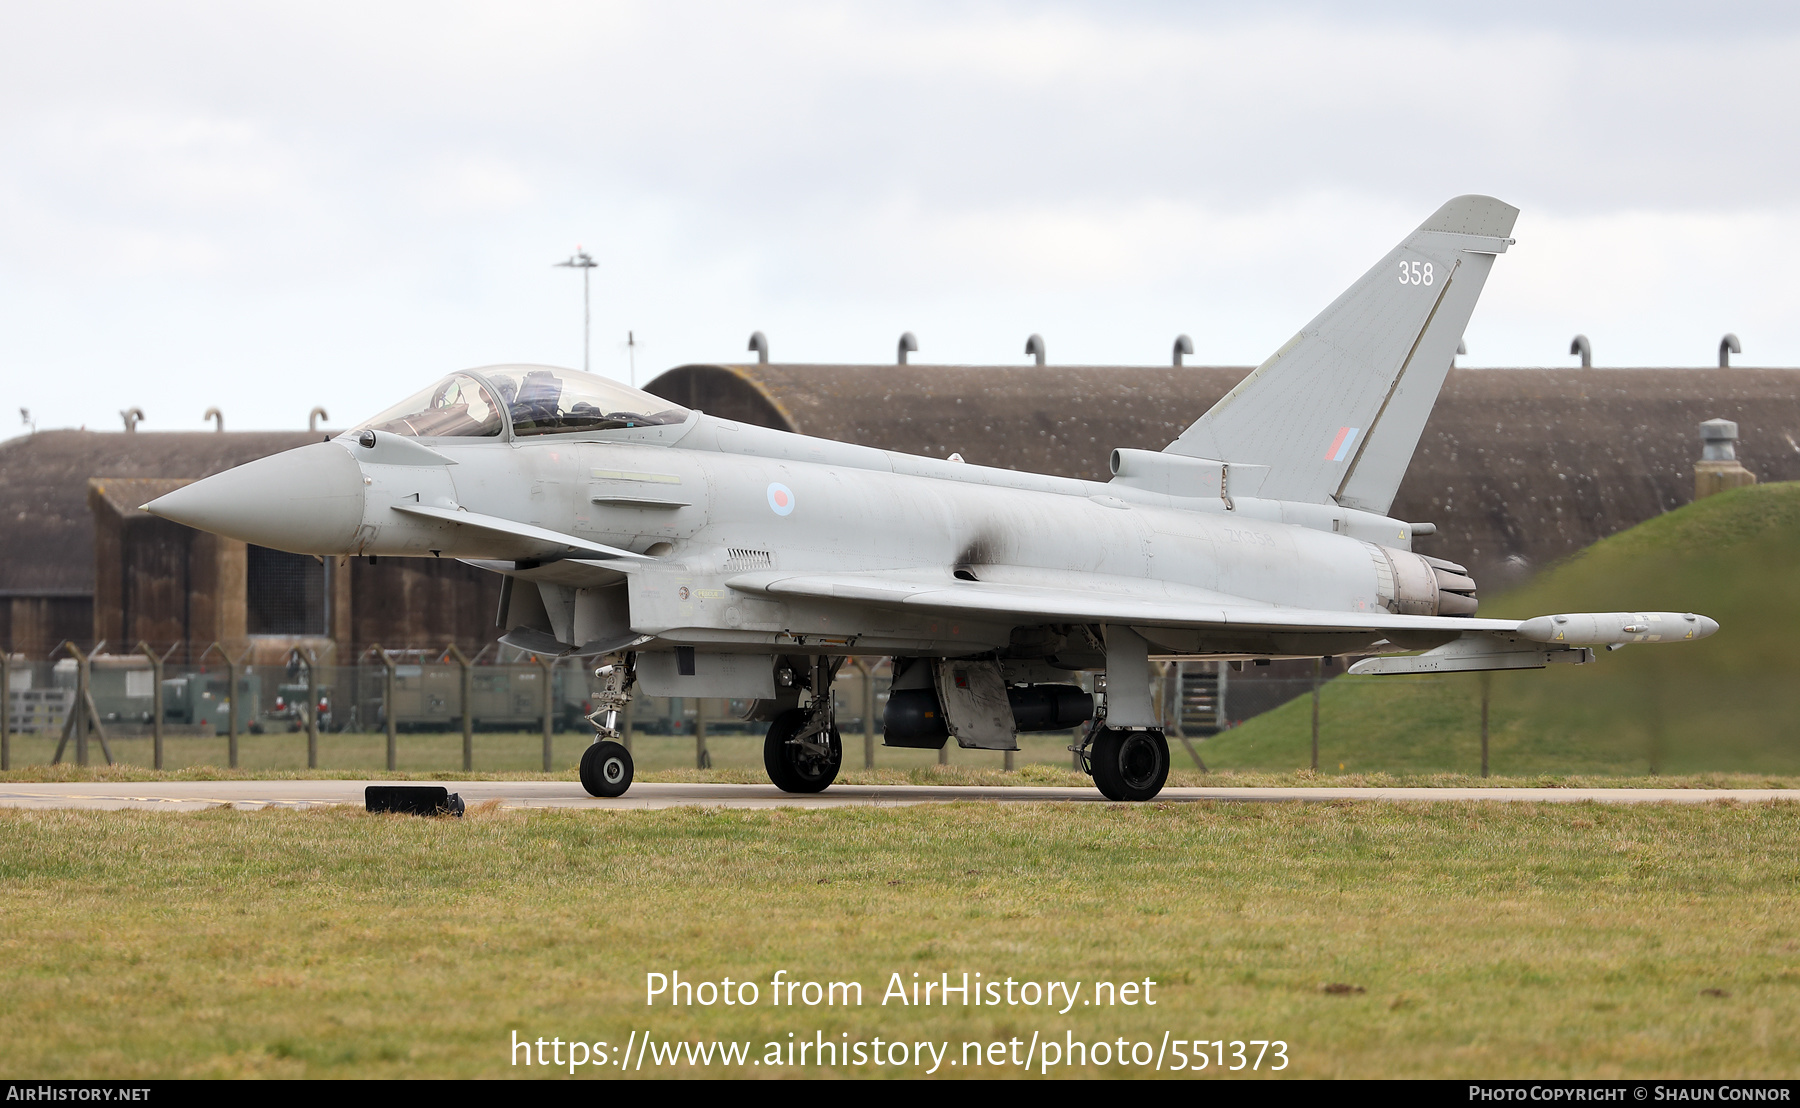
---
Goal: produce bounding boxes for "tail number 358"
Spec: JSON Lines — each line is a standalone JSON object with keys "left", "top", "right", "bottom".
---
{"left": 1398, "top": 260, "right": 1434, "bottom": 285}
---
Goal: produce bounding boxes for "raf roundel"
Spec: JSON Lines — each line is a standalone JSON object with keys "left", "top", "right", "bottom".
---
{"left": 767, "top": 482, "right": 796, "bottom": 517}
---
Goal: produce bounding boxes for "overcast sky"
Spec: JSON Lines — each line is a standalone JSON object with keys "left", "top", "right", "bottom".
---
{"left": 3, "top": 1, "right": 1798, "bottom": 434}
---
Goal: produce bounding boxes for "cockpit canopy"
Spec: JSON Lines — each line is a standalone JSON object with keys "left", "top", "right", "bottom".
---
{"left": 354, "top": 365, "right": 690, "bottom": 439}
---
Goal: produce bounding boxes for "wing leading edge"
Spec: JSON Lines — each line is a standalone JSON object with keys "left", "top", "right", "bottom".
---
{"left": 723, "top": 569, "right": 1718, "bottom": 668}
{"left": 723, "top": 568, "right": 1519, "bottom": 636}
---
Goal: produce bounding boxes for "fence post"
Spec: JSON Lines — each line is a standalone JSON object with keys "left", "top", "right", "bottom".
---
{"left": 303, "top": 647, "right": 319, "bottom": 770}
{"left": 1004, "top": 659, "right": 1016, "bottom": 767}
{"left": 539, "top": 654, "right": 554, "bottom": 773}
{"left": 200, "top": 642, "right": 241, "bottom": 769}
{"left": 74, "top": 643, "right": 90, "bottom": 765}
{"left": 383, "top": 649, "right": 397, "bottom": 771}
{"left": 695, "top": 696, "right": 710, "bottom": 769}
{"left": 536, "top": 654, "right": 558, "bottom": 773}
{"left": 854, "top": 659, "right": 875, "bottom": 770}
{"left": 445, "top": 645, "right": 472, "bottom": 773}
{"left": 228, "top": 652, "right": 240, "bottom": 769}
{"left": 138, "top": 642, "right": 164, "bottom": 771}
{"left": 368, "top": 645, "right": 398, "bottom": 772}
{"left": 1073, "top": 672, "right": 1085, "bottom": 771}
{"left": 1310, "top": 657, "right": 1322, "bottom": 772}
{"left": 1479, "top": 671, "right": 1491, "bottom": 779}
{"left": 0, "top": 650, "right": 10, "bottom": 772}
{"left": 53, "top": 642, "right": 115, "bottom": 767}
{"left": 1217, "top": 661, "right": 1229, "bottom": 731}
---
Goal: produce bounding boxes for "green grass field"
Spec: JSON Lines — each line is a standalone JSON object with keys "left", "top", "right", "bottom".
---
{"left": 3, "top": 800, "right": 1797, "bottom": 1079}
{"left": 1206, "top": 481, "right": 1800, "bottom": 777}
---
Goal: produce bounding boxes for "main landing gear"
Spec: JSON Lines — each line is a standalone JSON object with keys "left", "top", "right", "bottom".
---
{"left": 1066, "top": 659, "right": 1172, "bottom": 801}
{"left": 1076, "top": 723, "right": 1171, "bottom": 802}
{"left": 579, "top": 657, "right": 635, "bottom": 798}
{"left": 763, "top": 656, "right": 843, "bottom": 794}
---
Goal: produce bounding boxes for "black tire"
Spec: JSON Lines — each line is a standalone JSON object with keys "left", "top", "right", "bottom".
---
{"left": 1091, "top": 727, "right": 1169, "bottom": 802}
{"left": 763, "top": 708, "right": 842, "bottom": 794}
{"left": 580, "top": 739, "right": 634, "bottom": 798}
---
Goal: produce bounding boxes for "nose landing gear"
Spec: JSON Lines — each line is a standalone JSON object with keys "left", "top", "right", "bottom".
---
{"left": 580, "top": 656, "right": 636, "bottom": 798}
{"left": 580, "top": 740, "right": 634, "bottom": 798}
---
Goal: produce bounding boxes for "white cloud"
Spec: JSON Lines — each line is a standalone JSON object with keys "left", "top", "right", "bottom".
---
{"left": 0, "top": 0, "right": 1797, "bottom": 432}
{"left": 418, "top": 158, "right": 537, "bottom": 217}
{"left": 1474, "top": 205, "right": 1800, "bottom": 367}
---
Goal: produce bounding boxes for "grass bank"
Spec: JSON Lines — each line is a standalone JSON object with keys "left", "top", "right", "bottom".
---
{"left": 2, "top": 801, "right": 1797, "bottom": 1078}
{"left": 1205, "top": 482, "right": 1800, "bottom": 776}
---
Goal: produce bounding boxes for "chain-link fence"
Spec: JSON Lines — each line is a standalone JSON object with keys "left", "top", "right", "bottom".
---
{"left": 2, "top": 647, "right": 1301, "bottom": 775}
{"left": 0, "top": 645, "right": 779, "bottom": 772}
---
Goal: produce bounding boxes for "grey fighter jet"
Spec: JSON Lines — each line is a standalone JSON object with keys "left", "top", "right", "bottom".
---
{"left": 146, "top": 195, "right": 1717, "bottom": 801}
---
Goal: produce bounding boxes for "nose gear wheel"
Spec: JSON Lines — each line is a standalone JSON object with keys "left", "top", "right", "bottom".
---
{"left": 580, "top": 740, "right": 634, "bottom": 798}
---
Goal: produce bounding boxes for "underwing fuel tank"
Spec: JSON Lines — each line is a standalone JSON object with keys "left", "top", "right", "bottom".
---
{"left": 1516, "top": 612, "right": 1719, "bottom": 645}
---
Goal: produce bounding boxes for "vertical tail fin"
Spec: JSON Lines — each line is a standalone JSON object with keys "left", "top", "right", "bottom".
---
{"left": 1165, "top": 195, "right": 1518, "bottom": 514}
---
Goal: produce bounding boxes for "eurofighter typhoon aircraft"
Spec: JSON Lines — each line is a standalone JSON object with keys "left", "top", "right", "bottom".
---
{"left": 147, "top": 196, "right": 1717, "bottom": 801}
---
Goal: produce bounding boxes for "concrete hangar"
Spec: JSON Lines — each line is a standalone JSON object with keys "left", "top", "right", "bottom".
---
{"left": 1, "top": 357, "right": 1791, "bottom": 677}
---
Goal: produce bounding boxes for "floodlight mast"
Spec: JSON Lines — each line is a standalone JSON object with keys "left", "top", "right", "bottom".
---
{"left": 554, "top": 247, "right": 599, "bottom": 373}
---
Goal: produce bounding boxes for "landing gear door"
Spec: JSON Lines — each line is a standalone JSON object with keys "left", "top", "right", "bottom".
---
{"left": 932, "top": 658, "right": 1017, "bottom": 750}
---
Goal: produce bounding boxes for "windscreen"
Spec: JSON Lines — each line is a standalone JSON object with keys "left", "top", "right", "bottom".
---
{"left": 354, "top": 373, "right": 505, "bottom": 438}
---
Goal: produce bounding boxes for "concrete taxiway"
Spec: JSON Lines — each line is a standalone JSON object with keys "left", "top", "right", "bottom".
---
{"left": 0, "top": 780, "right": 1794, "bottom": 812}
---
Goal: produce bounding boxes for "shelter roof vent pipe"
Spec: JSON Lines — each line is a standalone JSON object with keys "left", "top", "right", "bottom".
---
{"left": 309, "top": 407, "right": 329, "bottom": 433}
{"left": 1696, "top": 418, "right": 1756, "bottom": 499}
{"left": 1173, "top": 334, "right": 1193, "bottom": 367}
{"left": 898, "top": 331, "right": 917, "bottom": 365}
{"left": 1570, "top": 334, "right": 1592, "bottom": 368}
{"left": 204, "top": 407, "right": 223, "bottom": 432}
{"left": 747, "top": 331, "right": 769, "bottom": 365}
{"left": 1720, "top": 333, "right": 1742, "bottom": 368}
{"left": 1453, "top": 339, "right": 1466, "bottom": 368}
{"left": 1025, "top": 333, "right": 1046, "bottom": 366}
{"left": 119, "top": 407, "right": 144, "bottom": 433}
{"left": 1700, "top": 419, "right": 1740, "bottom": 462}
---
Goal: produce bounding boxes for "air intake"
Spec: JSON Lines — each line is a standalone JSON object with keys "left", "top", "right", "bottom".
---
{"left": 724, "top": 548, "right": 774, "bottom": 572}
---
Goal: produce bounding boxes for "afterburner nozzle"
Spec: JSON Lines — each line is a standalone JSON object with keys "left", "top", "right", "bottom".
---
{"left": 143, "top": 441, "right": 367, "bottom": 555}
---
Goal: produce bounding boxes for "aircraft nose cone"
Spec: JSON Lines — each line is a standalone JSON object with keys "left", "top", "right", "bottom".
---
{"left": 144, "top": 441, "right": 366, "bottom": 554}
